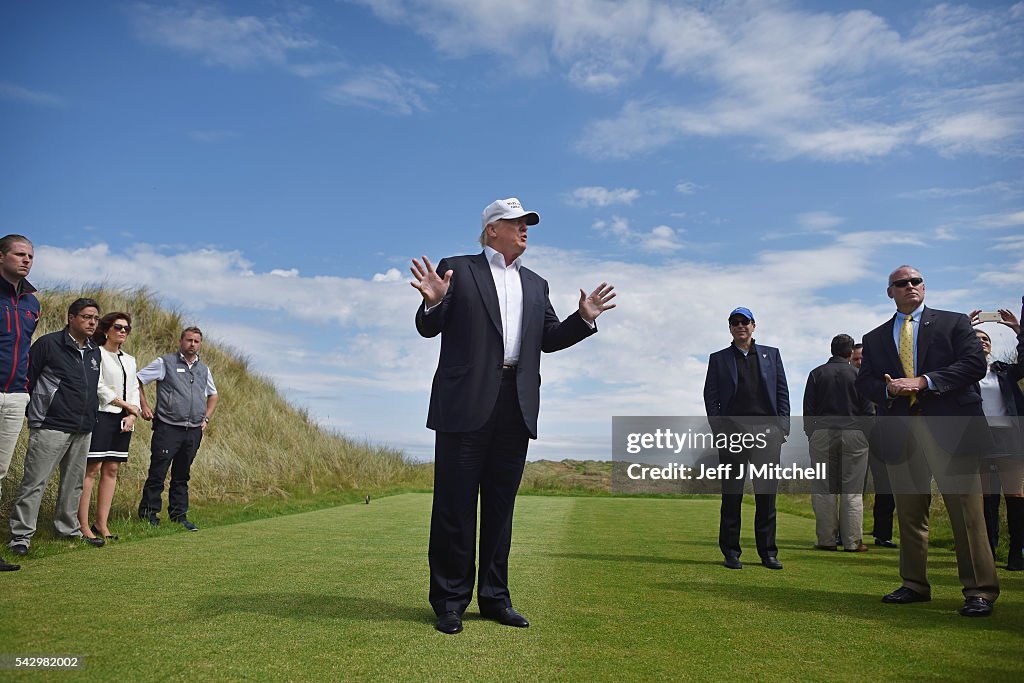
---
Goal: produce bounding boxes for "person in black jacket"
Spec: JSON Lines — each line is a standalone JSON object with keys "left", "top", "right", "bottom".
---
{"left": 410, "top": 197, "right": 615, "bottom": 634}
{"left": 804, "top": 334, "right": 874, "bottom": 552}
{"left": 970, "top": 303, "right": 1024, "bottom": 571}
{"left": 7, "top": 298, "right": 103, "bottom": 556}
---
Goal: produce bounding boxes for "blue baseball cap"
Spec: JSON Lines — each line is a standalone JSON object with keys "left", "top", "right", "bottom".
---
{"left": 729, "top": 307, "right": 754, "bottom": 322}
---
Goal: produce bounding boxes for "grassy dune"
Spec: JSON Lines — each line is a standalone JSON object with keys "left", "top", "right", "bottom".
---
{"left": 0, "top": 287, "right": 430, "bottom": 538}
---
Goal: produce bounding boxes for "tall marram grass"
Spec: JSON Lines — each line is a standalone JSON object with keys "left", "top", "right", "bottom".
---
{"left": 0, "top": 286, "right": 430, "bottom": 524}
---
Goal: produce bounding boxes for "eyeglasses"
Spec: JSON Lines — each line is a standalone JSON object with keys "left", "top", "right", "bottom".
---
{"left": 77, "top": 314, "right": 101, "bottom": 322}
{"left": 729, "top": 318, "right": 752, "bottom": 327}
{"left": 112, "top": 324, "right": 132, "bottom": 333}
{"left": 890, "top": 277, "right": 923, "bottom": 288}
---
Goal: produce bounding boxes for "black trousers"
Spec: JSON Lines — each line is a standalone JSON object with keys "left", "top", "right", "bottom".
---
{"left": 718, "top": 424, "right": 782, "bottom": 559}
{"left": 866, "top": 450, "right": 895, "bottom": 541}
{"left": 428, "top": 372, "right": 529, "bottom": 617}
{"left": 138, "top": 419, "right": 203, "bottom": 520}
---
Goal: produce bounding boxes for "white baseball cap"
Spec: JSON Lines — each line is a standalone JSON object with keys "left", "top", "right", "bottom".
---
{"left": 481, "top": 197, "right": 540, "bottom": 229}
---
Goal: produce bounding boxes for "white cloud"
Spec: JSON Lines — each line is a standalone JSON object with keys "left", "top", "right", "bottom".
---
{"left": 0, "top": 82, "right": 64, "bottom": 108}
{"left": 592, "top": 216, "right": 684, "bottom": 252}
{"left": 980, "top": 210, "right": 1024, "bottom": 228}
{"left": 897, "top": 180, "right": 1024, "bottom": 200}
{"left": 797, "top": 212, "right": 844, "bottom": 232}
{"left": 322, "top": 66, "right": 438, "bottom": 115}
{"left": 567, "top": 186, "right": 642, "bottom": 208}
{"left": 130, "top": 3, "right": 317, "bottom": 69}
{"left": 675, "top": 181, "right": 701, "bottom": 195}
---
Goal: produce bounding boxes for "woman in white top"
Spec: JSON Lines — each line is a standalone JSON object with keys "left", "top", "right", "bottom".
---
{"left": 78, "top": 312, "right": 141, "bottom": 542}
{"left": 971, "top": 302, "right": 1024, "bottom": 571}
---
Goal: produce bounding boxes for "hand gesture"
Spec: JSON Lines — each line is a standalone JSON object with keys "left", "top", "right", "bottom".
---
{"left": 410, "top": 256, "right": 453, "bottom": 308}
{"left": 885, "top": 373, "right": 923, "bottom": 397}
{"left": 579, "top": 282, "right": 617, "bottom": 323}
{"left": 997, "top": 308, "right": 1021, "bottom": 335}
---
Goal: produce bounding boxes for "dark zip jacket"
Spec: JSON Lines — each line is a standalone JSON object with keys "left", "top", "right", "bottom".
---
{"left": 26, "top": 328, "right": 101, "bottom": 433}
{"left": 0, "top": 277, "right": 40, "bottom": 393}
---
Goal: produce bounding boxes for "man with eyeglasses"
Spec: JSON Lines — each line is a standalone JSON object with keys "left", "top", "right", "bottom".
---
{"left": 136, "top": 327, "right": 218, "bottom": 531}
{"left": 856, "top": 265, "right": 997, "bottom": 616}
{"left": 8, "top": 298, "right": 103, "bottom": 556}
{"left": 0, "top": 234, "right": 40, "bottom": 570}
{"left": 704, "top": 307, "right": 790, "bottom": 570}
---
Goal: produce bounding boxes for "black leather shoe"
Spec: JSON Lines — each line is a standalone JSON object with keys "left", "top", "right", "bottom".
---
{"left": 435, "top": 611, "right": 463, "bottom": 634}
{"left": 761, "top": 556, "right": 783, "bottom": 570}
{"left": 174, "top": 519, "right": 199, "bottom": 532}
{"left": 874, "top": 538, "right": 897, "bottom": 548}
{"left": 91, "top": 524, "right": 118, "bottom": 540}
{"left": 82, "top": 536, "right": 105, "bottom": 548}
{"left": 959, "top": 596, "right": 994, "bottom": 617}
{"left": 0, "top": 556, "right": 20, "bottom": 571}
{"left": 10, "top": 544, "right": 28, "bottom": 557}
{"left": 882, "top": 586, "right": 930, "bottom": 604}
{"left": 723, "top": 554, "right": 742, "bottom": 569}
{"left": 483, "top": 607, "right": 529, "bottom": 628}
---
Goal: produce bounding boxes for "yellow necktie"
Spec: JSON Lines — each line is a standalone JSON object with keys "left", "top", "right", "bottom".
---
{"left": 898, "top": 314, "right": 916, "bottom": 407}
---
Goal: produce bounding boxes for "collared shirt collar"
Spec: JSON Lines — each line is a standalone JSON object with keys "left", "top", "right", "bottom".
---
{"left": 896, "top": 303, "right": 925, "bottom": 324}
{"left": 484, "top": 245, "right": 521, "bottom": 270}
{"left": 178, "top": 352, "right": 201, "bottom": 367}
{"left": 65, "top": 328, "right": 93, "bottom": 350}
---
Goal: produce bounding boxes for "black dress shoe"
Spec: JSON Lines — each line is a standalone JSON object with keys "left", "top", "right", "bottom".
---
{"left": 761, "top": 556, "right": 783, "bottom": 570}
{"left": 0, "top": 556, "right": 20, "bottom": 571}
{"left": 10, "top": 544, "right": 28, "bottom": 557}
{"left": 82, "top": 536, "right": 105, "bottom": 547}
{"left": 723, "top": 554, "right": 742, "bottom": 569}
{"left": 483, "top": 607, "right": 530, "bottom": 628}
{"left": 91, "top": 524, "right": 118, "bottom": 540}
{"left": 882, "top": 586, "right": 930, "bottom": 604}
{"left": 874, "top": 538, "right": 897, "bottom": 548}
{"left": 959, "top": 596, "right": 994, "bottom": 617}
{"left": 435, "top": 611, "right": 463, "bottom": 634}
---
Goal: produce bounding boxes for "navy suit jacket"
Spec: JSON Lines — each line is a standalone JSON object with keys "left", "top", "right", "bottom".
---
{"left": 703, "top": 342, "right": 790, "bottom": 437}
{"left": 416, "top": 253, "right": 596, "bottom": 438}
{"left": 855, "top": 306, "right": 988, "bottom": 458}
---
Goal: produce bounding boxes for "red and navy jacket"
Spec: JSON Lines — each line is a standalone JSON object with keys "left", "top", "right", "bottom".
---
{"left": 0, "top": 276, "right": 40, "bottom": 394}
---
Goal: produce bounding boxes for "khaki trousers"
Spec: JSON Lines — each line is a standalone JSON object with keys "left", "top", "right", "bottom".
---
{"left": 886, "top": 419, "right": 999, "bottom": 601}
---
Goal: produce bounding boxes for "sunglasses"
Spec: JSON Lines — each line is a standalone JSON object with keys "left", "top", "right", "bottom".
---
{"left": 111, "top": 323, "right": 132, "bottom": 333}
{"left": 729, "top": 318, "right": 752, "bottom": 327}
{"left": 890, "top": 277, "right": 923, "bottom": 288}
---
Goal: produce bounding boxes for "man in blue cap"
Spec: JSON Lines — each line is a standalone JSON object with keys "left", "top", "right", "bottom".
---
{"left": 703, "top": 307, "right": 790, "bottom": 570}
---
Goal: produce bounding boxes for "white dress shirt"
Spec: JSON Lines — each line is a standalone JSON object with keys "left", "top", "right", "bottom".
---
{"left": 484, "top": 246, "right": 524, "bottom": 365}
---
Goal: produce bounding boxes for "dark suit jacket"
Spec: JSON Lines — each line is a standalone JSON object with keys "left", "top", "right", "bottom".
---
{"left": 416, "top": 253, "right": 596, "bottom": 438}
{"left": 703, "top": 342, "right": 790, "bottom": 436}
{"left": 855, "top": 306, "right": 988, "bottom": 458}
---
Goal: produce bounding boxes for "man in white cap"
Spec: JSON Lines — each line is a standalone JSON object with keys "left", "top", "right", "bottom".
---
{"left": 410, "top": 197, "right": 616, "bottom": 634}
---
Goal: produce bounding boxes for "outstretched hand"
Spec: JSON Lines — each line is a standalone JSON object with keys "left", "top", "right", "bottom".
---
{"left": 410, "top": 256, "right": 453, "bottom": 308}
{"left": 579, "top": 282, "right": 617, "bottom": 323}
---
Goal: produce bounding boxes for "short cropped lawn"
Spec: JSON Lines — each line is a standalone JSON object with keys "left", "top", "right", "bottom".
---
{"left": 2, "top": 494, "right": 1021, "bottom": 681}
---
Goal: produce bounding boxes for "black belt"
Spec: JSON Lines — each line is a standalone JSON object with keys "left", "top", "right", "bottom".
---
{"left": 501, "top": 364, "right": 517, "bottom": 377}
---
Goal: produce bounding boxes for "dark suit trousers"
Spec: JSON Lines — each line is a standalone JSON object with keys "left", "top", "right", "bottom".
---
{"left": 866, "top": 451, "right": 895, "bottom": 541}
{"left": 718, "top": 425, "right": 782, "bottom": 559}
{"left": 429, "top": 372, "right": 529, "bottom": 616}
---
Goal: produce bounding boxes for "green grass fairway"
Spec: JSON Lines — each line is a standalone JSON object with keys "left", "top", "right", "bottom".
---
{"left": 3, "top": 494, "right": 1021, "bottom": 681}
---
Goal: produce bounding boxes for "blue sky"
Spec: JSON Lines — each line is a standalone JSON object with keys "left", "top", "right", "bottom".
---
{"left": 2, "top": 0, "right": 1022, "bottom": 460}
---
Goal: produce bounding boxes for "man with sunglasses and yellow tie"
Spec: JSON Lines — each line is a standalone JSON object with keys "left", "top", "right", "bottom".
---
{"left": 856, "top": 266, "right": 998, "bottom": 617}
